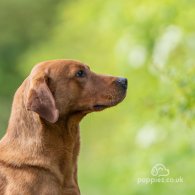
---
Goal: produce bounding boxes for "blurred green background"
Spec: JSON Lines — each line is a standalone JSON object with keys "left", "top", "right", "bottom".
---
{"left": 0, "top": 0, "right": 195, "bottom": 194}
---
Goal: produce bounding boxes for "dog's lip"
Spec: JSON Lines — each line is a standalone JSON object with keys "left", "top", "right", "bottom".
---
{"left": 93, "top": 104, "right": 108, "bottom": 110}
{"left": 93, "top": 102, "right": 117, "bottom": 111}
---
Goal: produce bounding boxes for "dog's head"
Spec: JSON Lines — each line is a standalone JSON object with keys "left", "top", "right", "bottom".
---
{"left": 26, "top": 60, "right": 127, "bottom": 123}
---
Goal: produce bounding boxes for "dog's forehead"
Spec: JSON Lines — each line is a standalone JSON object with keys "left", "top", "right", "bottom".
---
{"left": 31, "top": 59, "right": 89, "bottom": 76}
{"left": 56, "top": 61, "right": 90, "bottom": 75}
{"left": 66, "top": 62, "right": 89, "bottom": 70}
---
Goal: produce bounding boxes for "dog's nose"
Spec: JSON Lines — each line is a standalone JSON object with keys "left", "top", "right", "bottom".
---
{"left": 116, "top": 77, "right": 128, "bottom": 90}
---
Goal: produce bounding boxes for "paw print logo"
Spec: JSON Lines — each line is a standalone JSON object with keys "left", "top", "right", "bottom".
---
{"left": 151, "top": 163, "right": 170, "bottom": 177}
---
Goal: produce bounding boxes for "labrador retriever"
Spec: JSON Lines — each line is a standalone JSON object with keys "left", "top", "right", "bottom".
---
{"left": 0, "top": 59, "right": 127, "bottom": 195}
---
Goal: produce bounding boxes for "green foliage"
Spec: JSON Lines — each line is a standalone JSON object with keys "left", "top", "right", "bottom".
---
{"left": 0, "top": 0, "right": 195, "bottom": 194}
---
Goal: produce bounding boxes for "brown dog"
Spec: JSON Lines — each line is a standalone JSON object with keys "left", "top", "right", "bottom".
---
{"left": 0, "top": 59, "right": 127, "bottom": 195}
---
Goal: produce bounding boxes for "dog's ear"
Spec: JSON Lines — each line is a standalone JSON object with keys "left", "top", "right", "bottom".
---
{"left": 26, "top": 73, "right": 59, "bottom": 123}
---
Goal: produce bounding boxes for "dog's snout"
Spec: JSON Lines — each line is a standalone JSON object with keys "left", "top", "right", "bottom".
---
{"left": 116, "top": 77, "right": 128, "bottom": 90}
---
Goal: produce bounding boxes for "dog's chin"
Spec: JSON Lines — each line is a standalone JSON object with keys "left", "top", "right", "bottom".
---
{"left": 92, "top": 97, "right": 126, "bottom": 112}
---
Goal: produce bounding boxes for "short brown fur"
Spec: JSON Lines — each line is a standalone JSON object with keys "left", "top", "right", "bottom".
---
{"left": 0, "top": 59, "right": 127, "bottom": 195}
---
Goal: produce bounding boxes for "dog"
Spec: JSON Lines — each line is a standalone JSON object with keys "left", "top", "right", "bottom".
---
{"left": 0, "top": 59, "right": 127, "bottom": 195}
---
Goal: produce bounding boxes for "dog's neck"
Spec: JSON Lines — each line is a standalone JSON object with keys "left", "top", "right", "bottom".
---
{"left": 0, "top": 81, "right": 83, "bottom": 185}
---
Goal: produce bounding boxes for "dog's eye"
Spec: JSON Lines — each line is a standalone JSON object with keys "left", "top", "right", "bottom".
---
{"left": 76, "top": 70, "right": 85, "bottom": 78}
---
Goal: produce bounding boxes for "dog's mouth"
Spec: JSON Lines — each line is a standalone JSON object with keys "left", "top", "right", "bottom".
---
{"left": 93, "top": 104, "right": 109, "bottom": 111}
{"left": 93, "top": 101, "right": 120, "bottom": 111}
{"left": 93, "top": 94, "right": 127, "bottom": 111}
{"left": 75, "top": 99, "right": 125, "bottom": 115}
